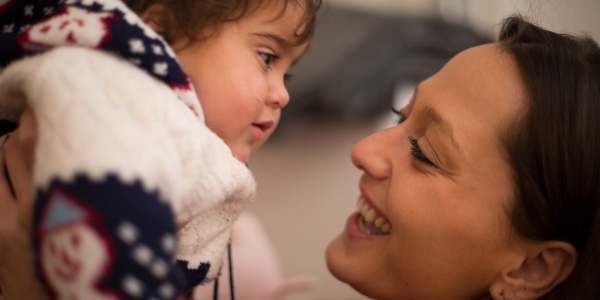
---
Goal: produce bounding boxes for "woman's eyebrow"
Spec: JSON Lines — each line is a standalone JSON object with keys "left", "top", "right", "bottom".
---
{"left": 422, "top": 105, "right": 460, "bottom": 151}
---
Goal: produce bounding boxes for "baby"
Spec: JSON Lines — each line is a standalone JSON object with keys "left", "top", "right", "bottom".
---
{"left": 0, "top": 0, "right": 320, "bottom": 298}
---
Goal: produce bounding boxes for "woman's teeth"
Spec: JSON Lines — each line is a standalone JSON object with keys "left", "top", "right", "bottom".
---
{"left": 356, "top": 196, "right": 391, "bottom": 235}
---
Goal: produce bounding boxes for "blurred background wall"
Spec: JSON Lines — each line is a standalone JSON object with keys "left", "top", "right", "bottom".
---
{"left": 248, "top": 1, "right": 600, "bottom": 299}
{"left": 334, "top": 0, "right": 599, "bottom": 41}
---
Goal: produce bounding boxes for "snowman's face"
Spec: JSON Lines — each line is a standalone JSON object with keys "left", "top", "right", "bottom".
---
{"left": 42, "top": 224, "right": 110, "bottom": 291}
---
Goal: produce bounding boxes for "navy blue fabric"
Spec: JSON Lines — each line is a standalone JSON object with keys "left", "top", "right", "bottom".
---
{"left": 0, "top": 0, "right": 188, "bottom": 88}
{"left": 176, "top": 259, "right": 211, "bottom": 296}
{"left": 0, "top": 0, "right": 212, "bottom": 296}
{"left": 33, "top": 174, "right": 185, "bottom": 299}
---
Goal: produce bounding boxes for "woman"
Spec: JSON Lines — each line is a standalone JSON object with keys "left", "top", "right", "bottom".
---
{"left": 326, "top": 16, "right": 600, "bottom": 299}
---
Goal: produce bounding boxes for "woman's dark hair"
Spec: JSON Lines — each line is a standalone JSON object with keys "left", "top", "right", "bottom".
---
{"left": 499, "top": 16, "right": 600, "bottom": 299}
{"left": 123, "top": 0, "right": 321, "bottom": 46}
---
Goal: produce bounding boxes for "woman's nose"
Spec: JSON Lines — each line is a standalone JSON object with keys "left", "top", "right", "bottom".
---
{"left": 350, "top": 129, "right": 393, "bottom": 180}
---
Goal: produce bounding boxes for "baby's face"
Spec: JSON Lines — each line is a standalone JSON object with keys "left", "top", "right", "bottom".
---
{"left": 174, "top": 3, "right": 310, "bottom": 162}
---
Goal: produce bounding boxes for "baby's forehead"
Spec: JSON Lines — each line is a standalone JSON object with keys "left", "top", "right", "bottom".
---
{"left": 248, "top": 0, "right": 316, "bottom": 41}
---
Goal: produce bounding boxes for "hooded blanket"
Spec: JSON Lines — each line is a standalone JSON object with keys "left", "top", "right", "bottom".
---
{"left": 0, "top": 0, "right": 256, "bottom": 298}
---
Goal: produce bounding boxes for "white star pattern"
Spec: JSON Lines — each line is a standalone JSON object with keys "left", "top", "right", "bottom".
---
{"left": 122, "top": 12, "right": 140, "bottom": 27}
{"left": 153, "top": 62, "right": 168, "bottom": 76}
{"left": 158, "top": 283, "right": 175, "bottom": 298}
{"left": 43, "top": 7, "right": 53, "bottom": 15}
{"left": 152, "top": 44, "right": 163, "bottom": 55}
{"left": 117, "top": 222, "right": 138, "bottom": 244}
{"left": 98, "top": 0, "right": 130, "bottom": 12}
{"left": 164, "top": 44, "right": 177, "bottom": 59}
{"left": 161, "top": 234, "right": 175, "bottom": 253}
{"left": 150, "top": 259, "right": 168, "bottom": 279}
{"left": 24, "top": 5, "right": 34, "bottom": 16}
{"left": 78, "top": 0, "right": 96, "bottom": 6}
{"left": 137, "top": 22, "right": 160, "bottom": 40}
{"left": 122, "top": 275, "right": 144, "bottom": 298}
{"left": 129, "top": 38, "right": 145, "bottom": 54}
{"left": 20, "top": 25, "right": 30, "bottom": 32}
{"left": 132, "top": 245, "right": 153, "bottom": 266}
{"left": 2, "top": 24, "right": 13, "bottom": 33}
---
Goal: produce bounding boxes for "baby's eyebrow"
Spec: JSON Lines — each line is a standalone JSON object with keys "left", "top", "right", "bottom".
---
{"left": 252, "top": 32, "right": 308, "bottom": 66}
{"left": 252, "top": 32, "right": 292, "bottom": 48}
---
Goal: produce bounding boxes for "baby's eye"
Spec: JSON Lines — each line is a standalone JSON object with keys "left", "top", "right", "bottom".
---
{"left": 259, "top": 52, "right": 277, "bottom": 67}
{"left": 391, "top": 107, "right": 407, "bottom": 125}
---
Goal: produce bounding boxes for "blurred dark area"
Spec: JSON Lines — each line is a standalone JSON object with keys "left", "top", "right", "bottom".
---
{"left": 278, "top": 5, "right": 492, "bottom": 133}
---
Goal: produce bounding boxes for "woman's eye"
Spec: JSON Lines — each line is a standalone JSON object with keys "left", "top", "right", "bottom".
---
{"left": 409, "top": 136, "right": 437, "bottom": 168}
{"left": 259, "top": 52, "right": 277, "bottom": 68}
{"left": 392, "top": 107, "right": 407, "bottom": 125}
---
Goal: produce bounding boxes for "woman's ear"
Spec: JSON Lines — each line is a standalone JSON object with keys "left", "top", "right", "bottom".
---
{"left": 139, "top": 4, "right": 167, "bottom": 33}
{"left": 490, "top": 241, "right": 577, "bottom": 299}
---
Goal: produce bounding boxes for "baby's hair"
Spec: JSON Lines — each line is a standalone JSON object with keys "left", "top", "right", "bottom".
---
{"left": 123, "top": 0, "right": 322, "bottom": 46}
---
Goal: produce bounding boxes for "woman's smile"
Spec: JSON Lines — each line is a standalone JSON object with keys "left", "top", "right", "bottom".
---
{"left": 344, "top": 194, "right": 393, "bottom": 241}
{"left": 355, "top": 195, "right": 392, "bottom": 235}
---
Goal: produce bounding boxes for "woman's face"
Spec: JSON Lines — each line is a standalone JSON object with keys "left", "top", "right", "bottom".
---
{"left": 326, "top": 44, "right": 529, "bottom": 300}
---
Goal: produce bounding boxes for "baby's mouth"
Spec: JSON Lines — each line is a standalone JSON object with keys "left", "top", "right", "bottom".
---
{"left": 356, "top": 196, "right": 392, "bottom": 235}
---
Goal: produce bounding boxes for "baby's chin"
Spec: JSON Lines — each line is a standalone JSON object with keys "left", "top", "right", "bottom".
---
{"left": 230, "top": 147, "right": 251, "bottom": 163}
{"left": 231, "top": 142, "right": 267, "bottom": 163}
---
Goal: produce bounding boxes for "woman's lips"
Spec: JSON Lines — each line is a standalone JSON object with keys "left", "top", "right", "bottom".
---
{"left": 342, "top": 193, "right": 393, "bottom": 240}
{"left": 355, "top": 195, "right": 392, "bottom": 235}
{"left": 345, "top": 210, "right": 391, "bottom": 241}
{"left": 345, "top": 212, "right": 372, "bottom": 240}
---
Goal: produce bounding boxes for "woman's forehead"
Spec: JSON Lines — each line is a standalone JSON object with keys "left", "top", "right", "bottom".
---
{"left": 418, "top": 44, "right": 525, "bottom": 126}
{"left": 412, "top": 44, "right": 527, "bottom": 162}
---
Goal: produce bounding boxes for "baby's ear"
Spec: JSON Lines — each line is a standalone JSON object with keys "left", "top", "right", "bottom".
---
{"left": 489, "top": 241, "right": 577, "bottom": 300}
{"left": 140, "top": 4, "right": 168, "bottom": 33}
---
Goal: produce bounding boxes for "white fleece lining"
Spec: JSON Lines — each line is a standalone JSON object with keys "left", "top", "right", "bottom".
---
{"left": 0, "top": 47, "right": 256, "bottom": 281}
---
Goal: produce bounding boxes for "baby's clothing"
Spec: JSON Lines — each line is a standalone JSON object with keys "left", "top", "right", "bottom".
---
{"left": 0, "top": 0, "right": 255, "bottom": 298}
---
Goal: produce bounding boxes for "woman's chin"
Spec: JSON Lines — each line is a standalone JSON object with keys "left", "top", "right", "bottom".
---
{"left": 326, "top": 232, "right": 391, "bottom": 300}
{"left": 325, "top": 233, "right": 347, "bottom": 280}
{"left": 325, "top": 216, "right": 371, "bottom": 284}
{"left": 325, "top": 234, "right": 366, "bottom": 288}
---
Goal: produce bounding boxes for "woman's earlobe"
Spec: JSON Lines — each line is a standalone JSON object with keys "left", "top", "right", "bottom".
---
{"left": 492, "top": 241, "right": 577, "bottom": 299}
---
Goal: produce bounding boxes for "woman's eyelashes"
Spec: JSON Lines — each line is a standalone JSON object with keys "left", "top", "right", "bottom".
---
{"left": 391, "top": 106, "right": 407, "bottom": 124}
{"left": 409, "top": 136, "right": 437, "bottom": 168}
{"left": 392, "top": 107, "right": 439, "bottom": 169}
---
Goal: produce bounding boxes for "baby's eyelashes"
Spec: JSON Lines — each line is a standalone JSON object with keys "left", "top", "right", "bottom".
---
{"left": 258, "top": 50, "right": 279, "bottom": 70}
